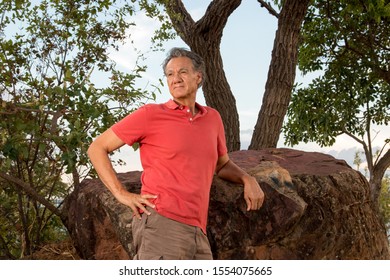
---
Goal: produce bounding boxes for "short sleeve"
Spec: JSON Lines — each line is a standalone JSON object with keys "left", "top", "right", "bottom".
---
{"left": 216, "top": 112, "right": 228, "bottom": 157}
{"left": 111, "top": 106, "right": 148, "bottom": 146}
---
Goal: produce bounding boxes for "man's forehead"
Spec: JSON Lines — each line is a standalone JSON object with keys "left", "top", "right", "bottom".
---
{"left": 166, "top": 57, "right": 194, "bottom": 70}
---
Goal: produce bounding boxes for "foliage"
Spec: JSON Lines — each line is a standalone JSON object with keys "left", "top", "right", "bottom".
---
{"left": 284, "top": 64, "right": 390, "bottom": 147}
{"left": 353, "top": 151, "right": 390, "bottom": 237}
{"left": 139, "top": 0, "right": 176, "bottom": 50}
{"left": 0, "top": 0, "right": 155, "bottom": 258}
{"left": 284, "top": 0, "right": 390, "bottom": 147}
{"left": 379, "top": 175, "right": 390, "bottom": 238}
{"left": 283, "top": 0, "right": 390, "bottom": 206}
{"left": 297, "top": 0, "right": 390, "bottom": 82}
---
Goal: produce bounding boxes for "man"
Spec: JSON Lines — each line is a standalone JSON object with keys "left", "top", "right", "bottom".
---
{"left": 87, "top": 47, "right": 264, "bottom": 260}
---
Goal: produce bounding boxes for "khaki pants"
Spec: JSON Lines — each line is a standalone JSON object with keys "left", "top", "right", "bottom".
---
{"left": 132, "top": 208, "right": 213, "bottom": 260}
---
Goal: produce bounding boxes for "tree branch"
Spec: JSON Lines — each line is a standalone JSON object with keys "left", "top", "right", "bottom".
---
{"left": 342, "top": 129, "right": 375, "bottom": 172}
{"left": 257, "top": 0, "right": 279, "bottom": 18}
{"left": 196, "top": 0, "right": 242, "bottom": 38}
{"left": 373, "top": 148, "right": 390, "bottom": 180}
{"left": 163, "top": 0, "right": 195, "bottom": 42}
{"left": 374, "top": 141, "right": 389, "bottom": 166}
{"left": 164, "top": 0, "right": 242, "bottom": 45}
{"left": 0, "top": 101, "right": 62, "bottom": 116}
{"left": 342, "top": 129, "right": 365, "bottom": 146}
{"left": 0, "top": 172, "right": 64, "bottom": 219}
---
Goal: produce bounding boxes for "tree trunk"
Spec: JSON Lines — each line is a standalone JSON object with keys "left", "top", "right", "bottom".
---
{"left": 191, "top": 44, "right": 240, "bottom": 152}
{"left": 164, "top": 0, "right": 242, "bottom": 151}
{"left": 17, "top": 191, "right": 31, "bottom": 257}
{"left": 249, "top": 0, "right": 310, "bottom": 149}
{"left": 370, "top": 149, "right": 390, "bottom": 207}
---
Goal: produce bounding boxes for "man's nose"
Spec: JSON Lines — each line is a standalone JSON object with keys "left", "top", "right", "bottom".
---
{"left": 172, "top": 73, "right": 182, "bottom": 83}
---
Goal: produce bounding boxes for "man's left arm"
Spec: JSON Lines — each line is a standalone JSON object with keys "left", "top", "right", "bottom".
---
{"left": 216, "top": 154, "right": 265, "bottom": 211}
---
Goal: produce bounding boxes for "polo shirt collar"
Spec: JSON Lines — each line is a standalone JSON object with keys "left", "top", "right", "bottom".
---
{"left": 164, "top": 99, "right": 207, "bottom": 115}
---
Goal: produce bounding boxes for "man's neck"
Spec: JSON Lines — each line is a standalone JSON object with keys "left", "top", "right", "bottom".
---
{"left": 173, "top": 98, "right": 198, "bottom": 115}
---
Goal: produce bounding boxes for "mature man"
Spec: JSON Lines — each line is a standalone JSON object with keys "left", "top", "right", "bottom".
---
{"left": 87, "top": 47, "right": 264, "bottom": 260}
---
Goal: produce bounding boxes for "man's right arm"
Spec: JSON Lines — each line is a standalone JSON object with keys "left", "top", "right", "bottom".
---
{"left": 87, "top": 128, "right": 156, "bottom": 218}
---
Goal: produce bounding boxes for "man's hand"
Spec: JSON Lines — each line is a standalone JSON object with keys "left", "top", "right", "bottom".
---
{"left": 216, "top": 154, "right": 265, "bottom": 211}
{"left": 243, "top": 175, "right": 265, "bottom": 211}
{"left": 115, "top": 190, "right": 157, "bottom": 219}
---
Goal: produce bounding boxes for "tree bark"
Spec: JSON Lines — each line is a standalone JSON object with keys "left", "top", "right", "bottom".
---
{"left": 371, "top": 149, "right": 390, "bottom": 207}
{"left": 164, "top": 0, "right": 242, "bottom": 151}
{"left": 249, "top": 0, "right": 310, "bottom": 149}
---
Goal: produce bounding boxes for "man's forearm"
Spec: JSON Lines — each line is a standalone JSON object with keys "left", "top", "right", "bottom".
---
{"left": 88, "top": 141, "right": 157, "bottom": 217}
{"left": 217, "top": 159, "right": 264, "bottom": 211}
{"left": 87, "top": 142, "right": 127, "bottom": 198}
{"left": 217, "top": 159, "right": 253, "bottom": 185}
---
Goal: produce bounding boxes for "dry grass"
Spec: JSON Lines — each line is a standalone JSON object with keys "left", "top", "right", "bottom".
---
{"left": 23, "top": 239, "right": 81, "bottom": 260}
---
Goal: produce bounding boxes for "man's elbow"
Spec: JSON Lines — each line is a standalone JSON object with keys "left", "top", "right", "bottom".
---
{"left": 216, "top": 155, "right": 230, "bottom": 176}
{"left": 87, "top": 140, "right": 103, "bottom": 160}
{"left": 87, "top": 142, "right": 94, "bottom": 159}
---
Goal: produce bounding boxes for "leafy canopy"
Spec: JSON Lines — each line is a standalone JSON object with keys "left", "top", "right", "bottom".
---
{"left": 284, "top": 0, "right": 390, "bottom": 147}
{"left": 0, "top": 0, "right": 157, "bottom": 258}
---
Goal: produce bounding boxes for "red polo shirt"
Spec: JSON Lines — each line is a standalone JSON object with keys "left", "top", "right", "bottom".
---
{"left": 111, "top": 99, "right": 227, "bottom": 233}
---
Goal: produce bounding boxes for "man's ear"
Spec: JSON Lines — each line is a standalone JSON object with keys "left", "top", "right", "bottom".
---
{"left": 197, "top": 72, "right": 203, "bottom": 88}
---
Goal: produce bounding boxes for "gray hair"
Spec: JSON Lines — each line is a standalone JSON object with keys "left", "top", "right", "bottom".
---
{"left": 162, "top": 47, "right": 206, "bottom": 88}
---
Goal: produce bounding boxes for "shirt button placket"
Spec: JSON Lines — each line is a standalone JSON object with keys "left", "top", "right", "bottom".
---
{"left": 186, "top": 109, "right": 193, "bottom": 123}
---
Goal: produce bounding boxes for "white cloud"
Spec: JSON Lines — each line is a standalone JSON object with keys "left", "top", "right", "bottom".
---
{"left": 108, "top": 13, "right": 161, "bottom": 72}
{"left": 112, "top": 145, "right": 143, "bottom": 172}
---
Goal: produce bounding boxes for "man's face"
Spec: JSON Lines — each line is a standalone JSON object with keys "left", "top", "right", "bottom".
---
{"left": 165, "top": 57, "right": 202, "bottom": 102}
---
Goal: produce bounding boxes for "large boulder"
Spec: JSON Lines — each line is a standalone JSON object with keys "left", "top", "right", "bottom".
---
{"left": 61, "top": 148, "right": 390, "bottom": 259}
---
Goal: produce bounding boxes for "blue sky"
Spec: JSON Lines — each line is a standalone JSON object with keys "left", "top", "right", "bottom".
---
{"left": 4, "top": 1, "right": 386, "bottom": 174}
{"left": 102, "top": 1, "right": 389, "bottom": 172}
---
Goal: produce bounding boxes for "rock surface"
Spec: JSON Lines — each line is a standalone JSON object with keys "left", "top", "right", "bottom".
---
{"left": 61, "top": 148, "right": 390, "bottom": 259}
